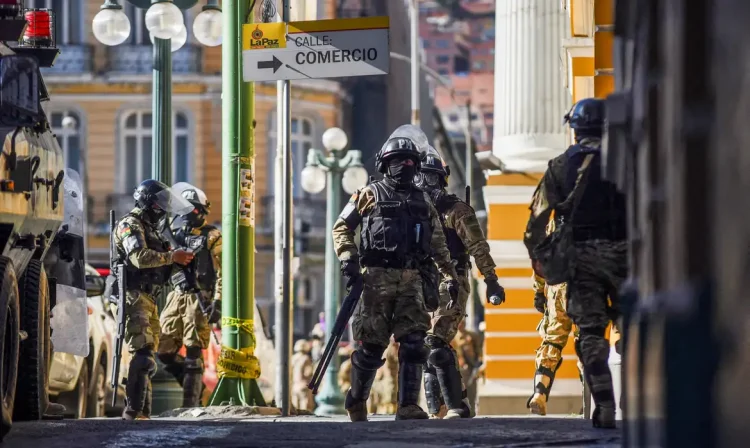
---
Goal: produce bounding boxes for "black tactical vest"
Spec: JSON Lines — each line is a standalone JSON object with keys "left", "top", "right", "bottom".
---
{"left": 431, "top": 190, "right": 471, "bottom": 271}
{"left": 122, "top": 211, "right": 171, "bottom": 288}
{"left": 558, "top": 144, "right": 627, "bottom": 241}
{"left": 360, "top": 181, "right": 433, "bottom": 268}
{"left": 174, "top": 225, "right": 217, "bottom": 293}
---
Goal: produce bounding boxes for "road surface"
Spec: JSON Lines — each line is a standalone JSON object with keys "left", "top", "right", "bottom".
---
{"left": 4, "top": 414, "right": 621, "bottom": 447}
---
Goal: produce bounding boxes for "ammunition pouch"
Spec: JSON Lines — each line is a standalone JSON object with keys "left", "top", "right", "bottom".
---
{"left": 125, "top": 265, "right": 170, "bottom": 293}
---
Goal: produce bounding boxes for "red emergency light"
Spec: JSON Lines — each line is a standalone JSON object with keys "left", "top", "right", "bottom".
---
{"left": 22, "top": 8, "right": 55, "bottom": 47}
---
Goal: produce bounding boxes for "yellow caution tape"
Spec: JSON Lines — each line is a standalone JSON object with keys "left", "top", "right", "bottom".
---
{"left": 220, "top": 317, "right": 256, "bottom": 347}
{"left": 217, "top": 346, "right": 261, "bottom": 380}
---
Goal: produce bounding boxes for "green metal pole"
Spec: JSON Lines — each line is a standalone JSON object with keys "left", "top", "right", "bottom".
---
{"left": 209, "top": 0, "right": 265, "bottom": 406}
{"left": 314, "top": 154, "right": 346, "bottom": 415}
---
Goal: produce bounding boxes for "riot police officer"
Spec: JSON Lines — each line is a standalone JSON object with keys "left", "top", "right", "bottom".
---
{"left": 113, "top": 179, "right": 195, "bottom": 420}
{"left": 332, "top": 136, "right": 459, "bottom": 422}
{"left": 524, "top": 98, "right": 627, "bottom": 429}
{"left": 415, "top": 145, "right": 506, "bottom": 419}
{"left": 157, "top": 183, "right": 222, "bottom": 408}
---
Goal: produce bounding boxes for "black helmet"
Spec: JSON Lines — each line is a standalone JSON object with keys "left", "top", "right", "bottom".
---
{"left": 133, "top": 179, "right": 170, "bottom": 223}
{"left": 415, "top": 145, "right": 450, "bottom": 189}
{"left": 563, "top": 98, "right": 605, "bottom": 131}
{"left": 375, "top": 137, "right": 422, "bottom": 173}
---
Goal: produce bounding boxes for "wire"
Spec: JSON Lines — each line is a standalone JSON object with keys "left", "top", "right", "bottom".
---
{"left": 261, "top": 0, "right": 277, "bottom": 22}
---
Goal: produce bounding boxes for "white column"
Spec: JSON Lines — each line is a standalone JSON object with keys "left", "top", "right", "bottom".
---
{"left": 493, "top": 0, "right": 571, "bottom": 173}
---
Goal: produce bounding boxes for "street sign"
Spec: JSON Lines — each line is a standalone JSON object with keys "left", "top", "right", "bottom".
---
{"left": 242, "top": 16, "right": 390, "bottom": 82}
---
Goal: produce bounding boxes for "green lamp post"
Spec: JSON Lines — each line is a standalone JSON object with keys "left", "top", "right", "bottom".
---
{"left": 300, "top": 127, "right": 369, "bottom": 416}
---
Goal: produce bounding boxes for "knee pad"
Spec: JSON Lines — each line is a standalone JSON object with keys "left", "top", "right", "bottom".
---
{"left": 132, "top": 349, "right": 156, "bottom": 374}
{"left": 184, "top": 346, "right": 205, "bottom": 373}
{"left": 427, "top": 345, "right": 454, "bottom": 369}
{"left": 186, "top": 345, "right": 203, "bottom": 360}
{"left": 575, "top": 328, "right": 609, "bottom": 366}
{"left": 157, "top": 352, "right": 182, "bottom": 365}
{"left": 351, "top": 345, "right": 386, "bottom": 371}
{"left": 398, "top": 332, "right": 429, "bottom": 364}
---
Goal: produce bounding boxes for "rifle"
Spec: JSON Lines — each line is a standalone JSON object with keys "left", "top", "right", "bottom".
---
{"left": 160, "top": 219, "right": 221, "bottom": 346}
{"left": 307, "top": 276, "right": 364, "bottom": 394}
{"left": 465, "top": 185, "right": 470, "bottom": 206}
{"left": 109, "top": 210, "right": 127, "bottom": 407}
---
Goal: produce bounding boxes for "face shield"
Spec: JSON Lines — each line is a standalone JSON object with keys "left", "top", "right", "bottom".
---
{"left": 152, "top": 187, "right": 195, "bottom": 217}
{"left": 383, "top": 124, "right": 430, "bottom": 153}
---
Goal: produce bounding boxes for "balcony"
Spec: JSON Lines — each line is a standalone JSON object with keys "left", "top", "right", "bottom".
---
{"left": 107, "top": 44, "right": 202, "bottom": 75}
{"left": 40, "top": 44, "right": 93, "bottom": 75}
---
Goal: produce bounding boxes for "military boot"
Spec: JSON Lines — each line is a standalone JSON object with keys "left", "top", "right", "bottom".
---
{"left": 592, "top": 406, "right": 616, "bottom": 429}
{"left": 437, "top": 365, "right": 470, "bottom": 419}
{"left": 395, "top": 362, "right": 428, "bottom": 420}
{"left": 122, "top": 372, "right": 147, "bottom": 420}
{"left": 528, "top": 393, "right": 547, "bottom": 416}
{"left": 182, "top": 372, "right": 204, "bottom": 408}
{"left": 345, "top": 350, "right": 383, "bottom": 422}
{"left": 424, "top": 363, "right": 445, "bottom": 418}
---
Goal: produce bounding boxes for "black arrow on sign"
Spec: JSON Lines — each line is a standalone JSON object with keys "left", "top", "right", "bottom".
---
{"left": 257, "top": 56, "right": 283, "bottom": 73}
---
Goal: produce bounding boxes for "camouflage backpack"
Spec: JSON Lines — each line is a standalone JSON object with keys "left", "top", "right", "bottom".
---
{"left": 532, "top": 154, "right": 595, "bottom": 285}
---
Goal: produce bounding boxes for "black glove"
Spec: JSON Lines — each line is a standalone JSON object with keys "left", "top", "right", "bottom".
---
{"left": 340, "top": 259, "right": 361, "bottom": 288}
{"left": 533, "top": 291, "right": 546, "bottom": 314}
{"left": 446, "top": 279, "right": 459, "bottom": 310}
{"left": 485, "top": 279, "right": 506, "bottom": 305}
{"left": 208, "top": 300, "right": 222, "bottom": 324}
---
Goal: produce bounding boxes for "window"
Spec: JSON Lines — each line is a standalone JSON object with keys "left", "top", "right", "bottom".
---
{"left": 448, "top": 114, "right": 459, "bottom": 123}
{"left": 436, "top": 39, "right": 450, "bottom": 49}
{"left": 438, "top": 69, "right": 449, "bottom": 75}
{"left": 119, "top": 110, "right": 191, "bottom": 192}
{"left": 471, "top": 113, "right": 479, "bottom": 120}
{"left": 49, "top": 110, "right": 82, "bottom": 172}
{"left": 436, "top": 55, "right": 450, "bottom": 64}
{"left": 484, "top": 112, "right": 494, "bottom": 120}
{"left": 472, "top": 61, "right": 486, "bottom": 70}
{"left": 421, "top": 39, "right": 430, "bottom": 49}
{"left": 28, "top": 0, "right": 83, "bottom": 44}
{"left": 268, "top": 117, "right": 316, "bottom": 199}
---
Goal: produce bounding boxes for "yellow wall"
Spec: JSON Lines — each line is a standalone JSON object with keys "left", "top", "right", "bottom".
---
{"left": 594, "top": 0, "right": 615, "bottom": 98}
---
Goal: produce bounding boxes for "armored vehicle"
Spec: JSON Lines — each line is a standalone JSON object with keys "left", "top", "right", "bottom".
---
{"left": 0, "top": 2, "right": 88, "bottom": 441}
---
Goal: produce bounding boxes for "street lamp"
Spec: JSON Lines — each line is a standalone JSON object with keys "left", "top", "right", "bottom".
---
{"left": 301, "top": 127, "right": 368, "bottom": 416}
{"left": 92, "top": 0, "right": 223, "bottom": 185}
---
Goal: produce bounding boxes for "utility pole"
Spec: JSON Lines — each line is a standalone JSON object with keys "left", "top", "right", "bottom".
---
{"left": 208, "top": 0, "right": 265, "bottom": 407}
{"left": 274, "top": 0, "right": 294, "bottom": 417}
{"left": 409, "top": 0, "right": 420, "bottom": 126}
{"left": 464, "top": 98, "right": 477, "bottom": 331}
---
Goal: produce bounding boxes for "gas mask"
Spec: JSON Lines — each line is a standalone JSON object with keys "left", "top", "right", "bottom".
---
{"left": 143, "top": 206, "right": 166, "bottom": 225}
{"left": 386, "top": 157, "right": 417, "bottom": 188}
{"left": 415, "top": 172, "right": 443, "bottom": 190}
{"left": 184, "top": 208, "right": 206, "bottom": 228}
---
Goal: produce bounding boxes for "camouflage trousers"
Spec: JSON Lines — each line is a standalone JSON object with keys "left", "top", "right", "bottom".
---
{"left": 428, "top": 272, "right": 471, "bottom": 344}
{"left": 124, "top": 291, "right": 161, "bottom": 353}
{"left": 292, "top": 384, "right": 314, "bottom": 412}
{"left": 158, "top": 289, "right": 211, "bottom": 358}
{"left": 352, "top": 267, "right": 431, "bottom": 347}
{"left": 567, "top": 240, "right": 627, "bottom": 408}
{"left": 535, "top": 283, "right": 582, "bottom": 375}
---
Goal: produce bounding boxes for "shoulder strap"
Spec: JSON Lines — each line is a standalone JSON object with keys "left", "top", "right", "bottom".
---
{"left": 564, "top": 153, "right": 596, "bottom": 221}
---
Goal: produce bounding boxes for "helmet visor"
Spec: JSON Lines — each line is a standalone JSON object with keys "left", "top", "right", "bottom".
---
{"left": 384, "top": 124, "right": 430, "bottom": 152}
{"left": 153, "top": 188, "right": 195, "bottom": 216}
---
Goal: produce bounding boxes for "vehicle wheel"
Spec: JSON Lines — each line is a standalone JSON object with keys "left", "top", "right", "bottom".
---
{"left": 14, "top": 260, "right": 50, "bottom": 421}
{"left": 86, "top": 361, "right": 106, "bottom": 418}
{"left": 0, "top": 256, "right": 20, "bottom": 441}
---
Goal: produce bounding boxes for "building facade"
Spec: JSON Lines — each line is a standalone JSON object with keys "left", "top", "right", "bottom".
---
{"left": 44, "top": 0, "right": 342, "bottom": 337}
{"left": 480, "top": 0, "right": 617, "bottom": 415}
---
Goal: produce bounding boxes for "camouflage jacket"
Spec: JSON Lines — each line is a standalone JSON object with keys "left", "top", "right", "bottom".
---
{"left": 332, "top": 185, "right": 458, "bottom": 282}
{"left": 114, "top": 207, "right": 174, "bottom": 270}
{"left": 434, "top": 193, "right": 498, "bottom": 282}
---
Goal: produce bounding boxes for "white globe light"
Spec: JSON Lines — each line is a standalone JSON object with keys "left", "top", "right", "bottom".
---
{"left": 300, "top": 165, "right": 326, "bottom": 194}
{"left": 151, "top": 23, "right": 187, "bottom": 52}
{"left": 92, "top": 8, "right": 131, "bottom": 46}
{"left": 342, "top": 166, "right": 368, "bottom": 194}
{"left": 322, "top": 127, "right": 348, "bottom": 151}
{"left": 193, "top": 9, "right": 222, "bottom": 47}
{"left": 145, "top": 2, "right": 184, "bottom": 40}
{"left": 61, "top": 115, "right": 77, "bottom": 130}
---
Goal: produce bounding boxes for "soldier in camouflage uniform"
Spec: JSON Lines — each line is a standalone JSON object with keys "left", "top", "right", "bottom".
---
{"left": 157, "top": 183, "right": 222, "bottom": 408}
{"left": 414, "top": 145, "right": 506, "bottom": 419}
{"left": 528, "top": 219, "right": 585, "bottom": 416}
{"left": 332, "top": 136, "right": 459, "bottom": 422}
{"left": 452, "top": 320, "right": 483, "bottom": 416}
{"left": 113, "top": 179, "right": 195, "bottom": 420}
{"left": 291, "top": 339, "right": 315, "bottom": 412}
{"left": 377, "top": 338, "right": 399, "bottom": 414}
{"left": 524, "top": 98, "right": 627, "bottom": 429}
{"left": 337, "top": 345, "right": 353, "bottom": 396}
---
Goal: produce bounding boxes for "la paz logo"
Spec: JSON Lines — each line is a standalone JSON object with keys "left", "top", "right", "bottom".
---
{"left": 250, "top": 25, "right": 280, "bottom": 49}
{"left": 183, "top": 190, "right": 197, "bottom": 200}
